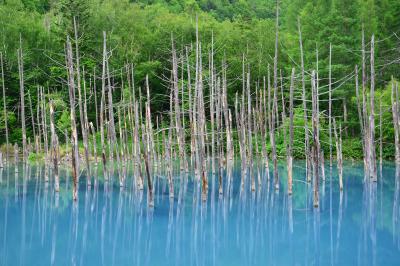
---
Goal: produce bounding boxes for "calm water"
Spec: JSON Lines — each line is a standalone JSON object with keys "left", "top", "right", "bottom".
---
{"left": 0, "top": 161, "right": 399, "bottom": 266}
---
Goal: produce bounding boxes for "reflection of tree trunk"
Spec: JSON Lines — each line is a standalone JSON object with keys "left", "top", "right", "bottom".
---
{"left": 335, "top": 191, "right": 343, "bottom": 262}
{"left": 393, "top": 165, "right": 400, "bottom": 246}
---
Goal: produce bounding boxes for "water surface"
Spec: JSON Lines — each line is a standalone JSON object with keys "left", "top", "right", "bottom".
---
{"left": 0, "top": 161, "right": 399, "bottom": 266}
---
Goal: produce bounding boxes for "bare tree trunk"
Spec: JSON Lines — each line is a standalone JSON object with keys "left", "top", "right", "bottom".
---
{"left": 343, "top": 99, "right": 348, "bottom": 137}
{"left": 1, "top": 53, "right": 8, "bottom": 161}
{"left": 93, "top": 68, "right": 99, "bottom": 131}
{"left": 261, "top": 76, "right": 270, "bottom": 181}
{"left": 81, "top": 67, "right": 91, "bottom": 187}
{"left": 247, "top": 70, "right": 255, "bottom": 192}
{"left": 333, "top": 118, "right": 343, "bottom": 191}
{"left": 361, "top": 27, "right": 370, "bottom": 178}
{"left": 49, "top": 100, "right": 59, "bottom": 192}
{"left": 117, "top": 105, "right": 126, "bottom": 186}
{"left": 379, "top": 99, "right": 382, "bottom": 175}
{"left": 288, "top": 68, "right": 295, "bottom": 195}
{"left": 65, "top": 130, "right": 69, "bottom": 161}
{"left": 73, "top": 19, "right": 90, "bottom": 183}
{"left": 298, "top": 18, "right": 311, "bottom": 183}
{"left": 272, "top": 0, "right": 280, "bottom": 191}
{"left": 328, "top": 45, "right": 333, "bottom": 169}
{"left": 134, "top": 100, "right": 144, "bottom": 189}
{"left": 210, "top": 33, "right": 216, "bottom": 174}
{"left": 142, "top": 122, "right": 153, "bottom": 207}
{"left": 166, "top": 124, "right": 174, "bottom": 198}
{"left": 28, "top": 91, "right": 37, "bottom": 154}
{"left": 222, "top": 58, "right": 233, "bottom": 162}
{"left": 100, "top": 32, "right": 107, "bottom": 177}
{"left": 14, "top": 143, "right": 19, "bottom": 172}
{"left": 66, "top": 36, "right": 79, "bottom": 201}
{"left": 36, "top": 87, "right": 42, "bottom": 154}
{"left": 311, "top": 71, "right": 320, "bottom": 208}
{"left": 391, "top": 78, "right": 400, "bottom": 164}
{"left": 90, "top": 122, "right": 97, "bottom": 165}
{"left": 355, "top": 65, "right": 365, "bottom": 164}
{"left": 171, "top": 35, "right": 187, "bottom": 172}
{"left": 17, "top": 39, "right": 27, "bottom": 161}
{"left": 369, "top": 35, "right": 377, "bottom": 182}
{"left": 41, "top": 87, "right": 49, "bottom": 162}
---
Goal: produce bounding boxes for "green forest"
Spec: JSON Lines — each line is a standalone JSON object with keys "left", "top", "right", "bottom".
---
{"left": 0, "top": 0, "right": 400, "bottom": 159}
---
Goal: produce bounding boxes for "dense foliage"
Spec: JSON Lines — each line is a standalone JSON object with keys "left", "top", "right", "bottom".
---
{"left": 0, "top": 0, "right": 400, "bottom": 159}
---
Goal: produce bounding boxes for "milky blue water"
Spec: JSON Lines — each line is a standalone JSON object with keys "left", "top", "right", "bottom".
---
{"left": 0, "top": 161, "right": 399, "bottom": 266}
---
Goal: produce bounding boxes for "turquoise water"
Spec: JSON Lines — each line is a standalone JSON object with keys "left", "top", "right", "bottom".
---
{"left": 0, "top": 161, "right": 399, "bottom": 266}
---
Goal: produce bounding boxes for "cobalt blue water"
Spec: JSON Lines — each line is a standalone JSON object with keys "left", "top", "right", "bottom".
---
{"left": 0, "top": 161, "right": 399, "bottom": 266}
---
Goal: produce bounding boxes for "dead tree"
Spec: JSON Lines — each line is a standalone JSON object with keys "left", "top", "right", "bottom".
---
{"left": 104, "top": 32, "right": 121, "bottom": 184}
{"left": 89, "top": 122, "right": 97, "bottom": 165}
{"left": 222, "top": 58, "right": 233, "bottom": 162}
{"left": 36, "top": 87, "right": 42, "bottom": 153}
{"left": 328, "top": 44, "right": 333, "bottom": 169}
{"left": 311, "top": 71, "right": 320, "bottom": 208}
{"left": 392, "top": 79, "right": 400, "bottom": 164}
{"left": 288, "top": 68, "right": 295, "bottom": 195}
{"left": 100, "top": 32, "right": 107, "bottom": 176}
{"left": 298, "top": 18, "right": 311, "bottom": 183}
{"left": 379, "top": 99, "right": 382, "bottom": 174}
{"left": 41, "top": 87, "right": 49, "bottom": 161}
{"left": 333, "top": 118, "right": 343, "bottom": 191}
{"left": 171, "top": 35, "right": 187, "bottom": 172}
{"left": 210, "top": 33, "right": 216, "bottom": 174}
{"left": 49, "top": 100, "right": 59, "bottom": 192}
{"left": 28, "top": 91, "right": 37, "bottom": 153}
{"left": 247, "top": 70, "right": 255, "bottom": 191}
{"left": 1, "top": 52, "right": 8, "bottom": 161}
{"left": 261, "top": 76, "right": 270, "bottom": 180}
{"left": 142, "top": 122, "right": 153, "bottom": 207}
{"left": 66, "top": 36, "right": 79, "bottom": 201}
{"left": 361, "top": 27, "right": 370, "bottom": 177}
{"left": 17, "top": 39, "right": 27, "bottom": 161}
{"left": 355, "top": 65, "right": 365, "bottom": 164}
{"left": 271, "top": 0, "right": 280, "bottom": 191}
{"left": 369, "top": 35, "right": 377, "bottom": 182}
{"left": 14, "top": 143, "right": 19, "bottom": 172}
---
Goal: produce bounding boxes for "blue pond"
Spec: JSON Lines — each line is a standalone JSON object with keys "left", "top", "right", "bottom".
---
{"left": 0, "top": 161, "right": 399, "bottom": 266}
